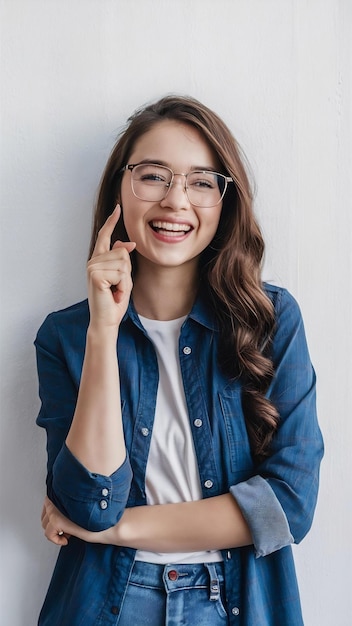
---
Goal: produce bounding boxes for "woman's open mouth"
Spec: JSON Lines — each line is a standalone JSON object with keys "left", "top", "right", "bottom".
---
{"left": 149, "top": 220, "right": 193, "bottom": 237}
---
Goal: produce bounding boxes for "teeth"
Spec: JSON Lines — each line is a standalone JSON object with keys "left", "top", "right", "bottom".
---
{"left": 151, "top": 221, "right": 191, "bottom": 232}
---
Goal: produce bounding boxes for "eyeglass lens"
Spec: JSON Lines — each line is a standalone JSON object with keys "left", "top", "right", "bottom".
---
{"left": 130, "top": 163, "right": 226, "bottom": 207}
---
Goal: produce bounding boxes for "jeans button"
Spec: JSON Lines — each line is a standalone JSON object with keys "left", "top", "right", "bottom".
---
{"left": 168, "top": 569, "right": 178, "bottom": 581}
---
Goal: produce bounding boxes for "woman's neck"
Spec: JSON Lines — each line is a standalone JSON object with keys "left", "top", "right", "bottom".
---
{"left": 132, "top": 260, "right": 198, "bottom": 321}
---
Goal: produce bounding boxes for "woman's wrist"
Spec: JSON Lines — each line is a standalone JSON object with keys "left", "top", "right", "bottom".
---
{"left": 86, "top": 323, "right": 119, "bottom": 345}
{"left": 85, "top": 515, "right": 129, "bottom": 546}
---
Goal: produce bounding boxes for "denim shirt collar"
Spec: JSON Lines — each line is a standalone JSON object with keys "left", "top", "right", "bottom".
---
{"left": 123, "top": 291, "right": 219, "bottom": 333}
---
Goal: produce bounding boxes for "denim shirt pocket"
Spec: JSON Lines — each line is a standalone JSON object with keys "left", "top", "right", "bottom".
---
{"left": 218, "top": 384, "right": 254, "bottom": 477}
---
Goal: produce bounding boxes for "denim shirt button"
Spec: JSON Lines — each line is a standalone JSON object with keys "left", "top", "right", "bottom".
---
{"left": 182, "top": 346, "right": 192, "bottom": 355}
{"left": 141, "top": 427, "right": 149, "bottom": 436}
{"left": 99, "top": 499, "right": 108, "bottom": 510}
{"left": 101, "top": 488, "right": 109, "bottom": 497}
{"left": 231, "top": 607, "right": 240, "bottom": 616}
{"left": 204, "top": 479, "right": 213, "bottom": 489}
{"left": 194, "top": 418, "right": 203, "bottom": 427}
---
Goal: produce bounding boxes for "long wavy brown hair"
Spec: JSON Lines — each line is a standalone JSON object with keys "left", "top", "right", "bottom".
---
{"left": 89, "top": 95, "right": 279, "bottom": 462}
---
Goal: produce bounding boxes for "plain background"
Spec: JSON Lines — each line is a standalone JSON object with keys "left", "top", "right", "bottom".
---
{"left": 1, "top": 1, "right": 351, "bottom": 624}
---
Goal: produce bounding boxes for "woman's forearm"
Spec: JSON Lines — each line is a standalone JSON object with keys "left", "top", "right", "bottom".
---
{"left": 65, "top": 327, "right": 126, "bottom": 476}
{"left": 103, "top": 495, "right": 252, "bottom": 552}
{"left": 43, "top": 494, "right": 252, "bottom": 551}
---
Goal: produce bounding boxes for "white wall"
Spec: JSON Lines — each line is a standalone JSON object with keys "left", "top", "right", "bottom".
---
{"left": 1, "top": 1, "right": 351, "bottom": 624}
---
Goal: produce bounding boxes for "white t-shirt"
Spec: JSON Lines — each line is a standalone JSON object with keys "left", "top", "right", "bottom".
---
{"left": 135, "top": 315, "right": 222, "bottom": 564}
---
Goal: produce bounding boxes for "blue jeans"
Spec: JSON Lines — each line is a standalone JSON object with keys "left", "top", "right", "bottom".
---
{"left": 116, "top": 561, "right": 229, "bottom": 625}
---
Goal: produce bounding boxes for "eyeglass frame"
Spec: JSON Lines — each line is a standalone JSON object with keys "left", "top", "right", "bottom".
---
{"left": 120, "top": 162, "right": 234, "bottom": 207}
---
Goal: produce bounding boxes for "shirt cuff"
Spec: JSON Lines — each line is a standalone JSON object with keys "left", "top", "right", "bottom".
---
{"left": 230, "top": 475, "right": 294, "bottom": 558}
{"left": 51, "top": 443, "right": 132, "bottom": 531}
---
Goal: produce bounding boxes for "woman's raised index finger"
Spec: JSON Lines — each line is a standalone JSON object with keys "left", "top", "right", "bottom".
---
{"left": 92, "top": 204, "right": 121, "bottom": 256}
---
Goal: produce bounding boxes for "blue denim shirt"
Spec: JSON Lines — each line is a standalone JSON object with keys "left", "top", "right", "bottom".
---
{"left": 35, "top": 284, "right": 323, "bottom": 626}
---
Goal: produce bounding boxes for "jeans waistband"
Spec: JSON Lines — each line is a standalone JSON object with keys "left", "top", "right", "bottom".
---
{"left": 129, "top": 561, "right": 225, "bottom": 600}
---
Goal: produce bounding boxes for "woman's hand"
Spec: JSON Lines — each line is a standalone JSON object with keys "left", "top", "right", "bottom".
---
{"left": 41, "top": 497, "right": 118, "bottom": 546}
{"left": 41, "top": 496, "right": 74, "bottom": 546}
{"left": 87, "top": 205, "right": 136, "bottom": 331}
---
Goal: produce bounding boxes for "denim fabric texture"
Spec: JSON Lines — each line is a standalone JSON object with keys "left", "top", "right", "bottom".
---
{"left": 35, "top": 284, "right": 324, "bottom": 625}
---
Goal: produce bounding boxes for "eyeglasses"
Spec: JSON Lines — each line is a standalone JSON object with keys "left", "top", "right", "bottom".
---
{"left": 121, "top": 162, "right": 233, "bottom": 208}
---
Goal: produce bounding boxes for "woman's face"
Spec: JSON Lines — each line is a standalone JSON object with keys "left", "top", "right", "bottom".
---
{"left": 120, "top": 120, "right": 223, "bottom": 273}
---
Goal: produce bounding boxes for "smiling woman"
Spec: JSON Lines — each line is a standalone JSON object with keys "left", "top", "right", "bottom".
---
{"left": 36, "top": 95, "right": 323, "bottom": 626}
{"left": 119, "top": 120, "right": 224, "bottom": 279}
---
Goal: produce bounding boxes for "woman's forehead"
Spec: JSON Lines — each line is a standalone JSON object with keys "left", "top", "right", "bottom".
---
{"left": 129, "top": 120, "right": 220, "bottom": 170}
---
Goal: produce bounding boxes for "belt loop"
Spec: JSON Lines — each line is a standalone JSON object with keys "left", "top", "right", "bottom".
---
{"left": 205, "top": 563, "right": 220, "bottom": 602}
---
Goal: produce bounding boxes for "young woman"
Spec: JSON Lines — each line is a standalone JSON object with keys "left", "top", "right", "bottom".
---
{"left": 37, "top": 95, "right": 323, "bottom": 626}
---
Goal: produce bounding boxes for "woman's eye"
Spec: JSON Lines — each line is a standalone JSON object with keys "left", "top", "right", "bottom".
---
{"left": 190, "top": 176, "right": 215, "bottom": 189}
{"left": 136, "top": 165, "right": 170, "bottom": 183}
{"left": 141, "top": 174, "right": 165, "bottom": 182}
{"left": 196, "top": 180, "right": 212, "bottom": 188}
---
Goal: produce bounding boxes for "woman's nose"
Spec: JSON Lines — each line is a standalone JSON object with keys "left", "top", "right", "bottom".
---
{"left": 160, "top": 174, "right": 191, "bottom": 210}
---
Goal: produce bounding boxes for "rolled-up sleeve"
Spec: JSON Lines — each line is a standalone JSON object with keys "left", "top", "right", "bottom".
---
{"left": 35, "top": 306, "right": 133, "bottom": 531}
{"left": 231, "top": 475, "right": 293, "bottom": 557}
{"left": 230, "top": 287, "right": 324, "bottom": 557}
{"left": 52, "top": 444, "right": 132, "bottom": 530}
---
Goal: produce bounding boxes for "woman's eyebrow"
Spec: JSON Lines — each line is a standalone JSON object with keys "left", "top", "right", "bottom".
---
{"left": 135, "top": 158, "right": 218, "bottom": 171}
{"left": 135, "top": 159, "right": 168, "bottom": 166}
